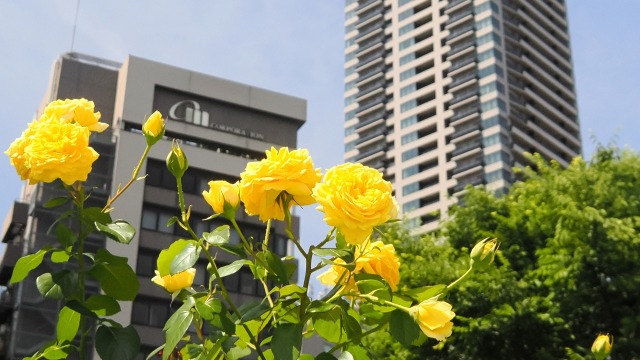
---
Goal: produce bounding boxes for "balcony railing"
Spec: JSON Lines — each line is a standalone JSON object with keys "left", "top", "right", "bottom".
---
{"left": 449, "top": 103, "right": 479, "bottom": 122}
{"left": 451, "top": 139, "right": 482, "bottom": 157}
{"left": 448, "top": 38, "right": 475, "bottom": 57}
{"left": 449, "top": 70, "right": 478, "bottom": 88}
{"left": 446, "top": 8, "right": 473, "bottom": 25}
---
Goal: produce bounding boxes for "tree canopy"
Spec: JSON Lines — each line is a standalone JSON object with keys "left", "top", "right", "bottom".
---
{"left": 366, "top": 148, "right": 640, "bottom": 359}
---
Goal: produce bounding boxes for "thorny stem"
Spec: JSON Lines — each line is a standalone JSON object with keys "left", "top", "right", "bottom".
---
{"left": 102, "top": 144, "right": 151, "bottom": 212}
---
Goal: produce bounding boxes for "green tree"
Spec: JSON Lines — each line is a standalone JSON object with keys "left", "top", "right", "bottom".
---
{"left": 369, "top": 148, "right": 640, "bottom": 359}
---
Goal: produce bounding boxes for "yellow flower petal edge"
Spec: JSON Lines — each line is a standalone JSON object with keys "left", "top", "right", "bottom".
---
{"left": 239, "top": 147, "right": 321, "bottom": 222}
{"left": 313, "top": 163, "right": 398, "bottom": 245}
{"left": 43, "top": 98, "right": 108, "bottom": 133}
{"left": 151, "top": 268, "right": 196, "bottom": 293}
{"left": 317, "top": 240, "right": 400, "bottom": 292}
{"left": 410, "top": 299, "right": 456, "bottom": 341}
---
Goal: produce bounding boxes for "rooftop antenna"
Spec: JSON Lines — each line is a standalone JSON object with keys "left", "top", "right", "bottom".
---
{"left": 70, "top": 0, "right": 81, "bottom": 51}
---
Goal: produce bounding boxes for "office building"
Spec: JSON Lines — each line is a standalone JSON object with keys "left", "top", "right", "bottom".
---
{"left": 344, "top": 0, "right": 581, "bottom": 232}
{"left": 0, "top": 52, "right": 305, "bottom": 358}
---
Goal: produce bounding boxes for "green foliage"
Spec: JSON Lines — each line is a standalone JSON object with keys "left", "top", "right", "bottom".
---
{"left": 371, "top": 147, "right": 640, "bottom": 359}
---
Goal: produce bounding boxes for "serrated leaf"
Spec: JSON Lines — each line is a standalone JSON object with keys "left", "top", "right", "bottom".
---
{"left": 402, "top": 284, "right": 447, "bottom": 302}
{"left": 56, "top": 223, "right": 76, "bottom": 248}
{"left": 10, "top": 248, "right": 48, "bottom": 284}
{"left": 95, "top": 220, "right": 136, "bottom": 244}
{"left": 263, "top": 250, "right": 289, "bottom": 284}
{"left": 157, "top": 239, "right": 195, "bottom": 277}
{"left": 389, "top": 309, "right": 421, "bottom": 347}
{"left": 203, "top": 225, "right": 230, "bottom": 245}
{"left": 237, "top": 300, "right": 270, "bottom": 322}
{"left": 36, "top": 271, "right": 76, "bottom": 299}
{"left": 216, "top": 259, "right": 247, "bottom": 278}
{"left": 170, "top": 242, "right": 199, "bottom": 275}
{"left": 95, "top": 325, "right": 140, "bottom": 360}
{"left": 57, "top": 306, "right": 80, "bottom": 343}
{"left": 43, "top": 196, "right": 69, "bottom": 209}
{"left": 89, "top": 249, "right": 138, "bottom": 301}
{"left": 50, "top": 250, "right": 70, "bottom": 263}
{"left": 195, "top": 297, "right": 223, "bottom": 321}
{"left": 86, "top": 294, "right": 121, "bottom": 316}
{"left": 163, "top": 298, "right": 195, "bottom": 360}
{"left": 271, "top": 323, "right": 303, "bottom": 360}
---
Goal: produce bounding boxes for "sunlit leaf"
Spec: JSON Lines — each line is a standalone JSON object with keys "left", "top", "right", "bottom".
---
{"left": 10, "top": 248, "right": 48, "bottom": 284}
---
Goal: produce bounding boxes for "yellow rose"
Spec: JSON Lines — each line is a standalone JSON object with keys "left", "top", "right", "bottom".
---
{"left": 151, "top": 268, "right": 196, "bottom": 293}
{"left": 317, "top": 240, "right": 400, "bottom": 292}
{"left": 142, "top": 111, "right": 165, "bottom": 145}
{"left": 5, "top": 119, "right": 99, "bottom": 185}
{"left": 410, "top": 299, "right": 455, "bottom": 341}
{"left": 313, "top": 163, "right": 398, "bottom": 245}
{"left": 203, "top": 180, "right": 240, "bottom": 214}
{"left": 239, "top": 147, "right": 321, "bottom": 222}
{"left": 591, "top": 333, "right": 613, "bottom": 360}
{"left": 43, "top": 98, "right": 108, "bottom": 133}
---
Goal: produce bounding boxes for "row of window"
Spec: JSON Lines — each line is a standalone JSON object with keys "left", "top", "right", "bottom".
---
{"left": 476, "top": 31, "right": 502, "bottom": 47}
{"left": 480, "top": 98, "right": 507, "bottom": 112}
{"left": 479, "top": 81, "right": 505, "bottom": 95}
{"left": 477, "top": 48, "right": 503, "bottom": 63}
{"left": 474, "top": 0, "right": 499, "bottom": 15}
{"left": 146, "top": 160, "right": 236, "bottom": 197}
{"left": 478, "top": 63, "right": 504, "bottom": 78}
{"left": 483, "top": 132, "right": 510, "bottom": 147}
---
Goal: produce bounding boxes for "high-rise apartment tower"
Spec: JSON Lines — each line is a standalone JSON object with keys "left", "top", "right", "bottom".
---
{"left": 344, "top": 0, "right": 581, "bottom": 232}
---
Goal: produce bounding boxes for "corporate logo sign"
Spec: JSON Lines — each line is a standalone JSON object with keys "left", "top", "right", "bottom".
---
{"left": 168, "top": 99, "right": 265, "bottom": 140}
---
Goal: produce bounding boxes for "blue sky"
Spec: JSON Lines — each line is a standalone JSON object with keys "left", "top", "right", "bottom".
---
{"left": 0, "top": 1, "right": 639, "bottom": 294}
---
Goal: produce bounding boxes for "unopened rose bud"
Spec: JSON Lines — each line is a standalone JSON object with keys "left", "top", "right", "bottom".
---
{"left": 142, "top": 111, "right": 165, "bottom": 146}
{"left": 166, "top": 141, "right": 189, "bottom": 179}
{"left": 470, "top": 237, "right": 499, "bottom": 270}
{"left": 591, "top": 333, "right": 613, "bottom": 360}
{"left": 203, "top": 180, "right": 241, "bottom": 218}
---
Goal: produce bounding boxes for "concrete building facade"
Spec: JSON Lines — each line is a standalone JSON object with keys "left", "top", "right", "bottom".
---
{"left": 344, "top": 0, "right": 581, "bottom": 232}
{"left": 0, "top": 52, "right": 305, "bottom": 359}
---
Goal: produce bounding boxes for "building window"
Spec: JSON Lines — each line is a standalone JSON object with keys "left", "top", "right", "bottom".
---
{"left": 399, "top": 23, "right": 415, "bottom": 36}
{"left": 345, "top": 125, "right": 356, "bottom": 136}
{"left": 132, "top": 297, "right": 171, "bottom": 327}
{"left": 146, "top": 160, "right": 236, "bottom": 196}
{"left": 399, "top": 38, "right": 415, "bottom": 51}
{"left": 403, "top": 199, "right": 420, "bottom": 213}
{"left": 345, "top": 95, "right": 357, "bottom": 106}
{"left": 402, "top": 148, "right": 418, "bottom": 161}
{"left": 345, "top": 51, "right": 356, "bottom": 62}
{"left": 399, "top": 8, "right": 414, "bottom": 21}
{"left": 475, "top": 16, "right": 500, "bottom": 31}
{"left": 478, "top": 64, "right": 504, "bottom": 78}
{"left": 402, "top": 182, "right": 420, "bottom": 196}
{"left": 401, "top": 115, "right": 417, "bottom": 129}
{"left": 400, "top": 68, "right": 416, "bottom": 81}
{"left": 481, "top": 115, "right": 508, "bottom": 129}
{"left": 345, "top": 80, "right": 356, "bottom": 91}
{"left": 400, "top": 84, "right": 416, "bottom": 97}
{"left": 402, "top": 165, "right": 419, "bottom": 179}
{"left": 400, "top": 52, "right": 415, "bottom": 65}
{"left": 345, "top": 141, "right": 357, "bottom": 152}
{"left": 477, "top": 48, "right": 503, "bottom": 62}
{"left": 401, "top": 132, "right": 418, "bottom": 145}
{"left": 474, "top": 1, "right": 499, "bottom": 15}
{"left": 345, "top": 110, "right": 356, "bottom": 122}
{"left": 483, "top": 133, "right": 509, "bottom": 147}
{"left": 480, "top": 98, "right": 506, "bottom": 112}
{"left": 401, "top": 99, "right": 417, "bottom": 113}
{"left": 479, "top": 81, "right": 505, "bottom": 95}
{"left": 485, "top": 169, "right": 510, "bottom": 183}
{"left": 476, "top": 31, "right": 502, "bottom": 47}
{"left": 484, "top": 151, "right": 509, "bottom": 165}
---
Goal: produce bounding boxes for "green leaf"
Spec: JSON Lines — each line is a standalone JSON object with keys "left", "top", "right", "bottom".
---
{"left": 170, "top": 242, "right": 199, "bottom": 275}
{"left": 402, "top": 284, "right": 447, "bottom": 302}
{"left": 203, "top": 225, "right": 230, "bottom": 245}
{"left": 237, "top": 300, "right": 270, "bottom": 322}
{"left": 95, "top": 324, "right": 141, "bottom": 360}
{"left": 56, "top": 306, "right": 80, "bottom": 343}
{"left": 83, "top": 206, "right": 113, "bottom": 225}
{"left": 218, "top": 243, "right": 247, "bottom": 258}
{"left": 356, "top": 278, "right": 391, "bottom": 301}
{"left": 337, "top": 351, "right": 355, "bottom": 360}
{"left": 43, "top": 196, "right": 69, "bottom": 209}
{"left": 56, "top": 223, "right": 77, "bottom": 248}
{"left": 86, "top": 294, "right": 121, "bottom": 316}
{"left": 50, "top": 250, "right": 70, "bottom": 263}
{"left": 157, "top": 239, "right": 195, "bottom": 276}
{"left": 271, "top": 323, "right": 303, "bottom": 360}
{"left": 263, "top": 250, "right": 290, "bottom": 284}
{"left": 195, "top": 297, "right": 222, "bottom": 321}
{"left": 345, "top": 346, "right": 370, "bottom": 360}
{"left": 315, "top": 353, "right": 338, "bottom": 360}
{"left": 10, "top": 249, "right": 48, "bottom": 284}
{"left": 209, "top": 309, "right": 236, "bottom": 335}
{"left": 163, "top": 298, "right": 195, "bottom": 360}
{"left": 312, "top": 248, "right": 353, "bottom": 259}
{"left": 279, "top": 284, "right": 307, "bottom": 299}
{"left": 307, "top": 300, "right": 340, "bottom": 314}
{"left": 95, "top": 220, "right": 136, "bottom": 244}
{"left": 36, "top": 271, "right": 76, "bottom": 299}
{"left": 312, "top": 308, "right": 343, "bottom": 343}
{"left": 389, "top": 309, "right": 421, "bottom": 347}
{"left": 35, "top": 340, "right": 72, "bottom": 359}
{"left": 89, "top": 249, "right": 139, "bottom": 301}
{"left": 216, "top": 259, "right": 247, "bottom": 278}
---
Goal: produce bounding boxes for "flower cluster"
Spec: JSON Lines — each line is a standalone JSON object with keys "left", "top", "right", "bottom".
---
{"left": 318, "top": 240, "right": 400, "bottom": 292}
{"left": 5, "top": 98, "right": 107, "bottom": 185}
